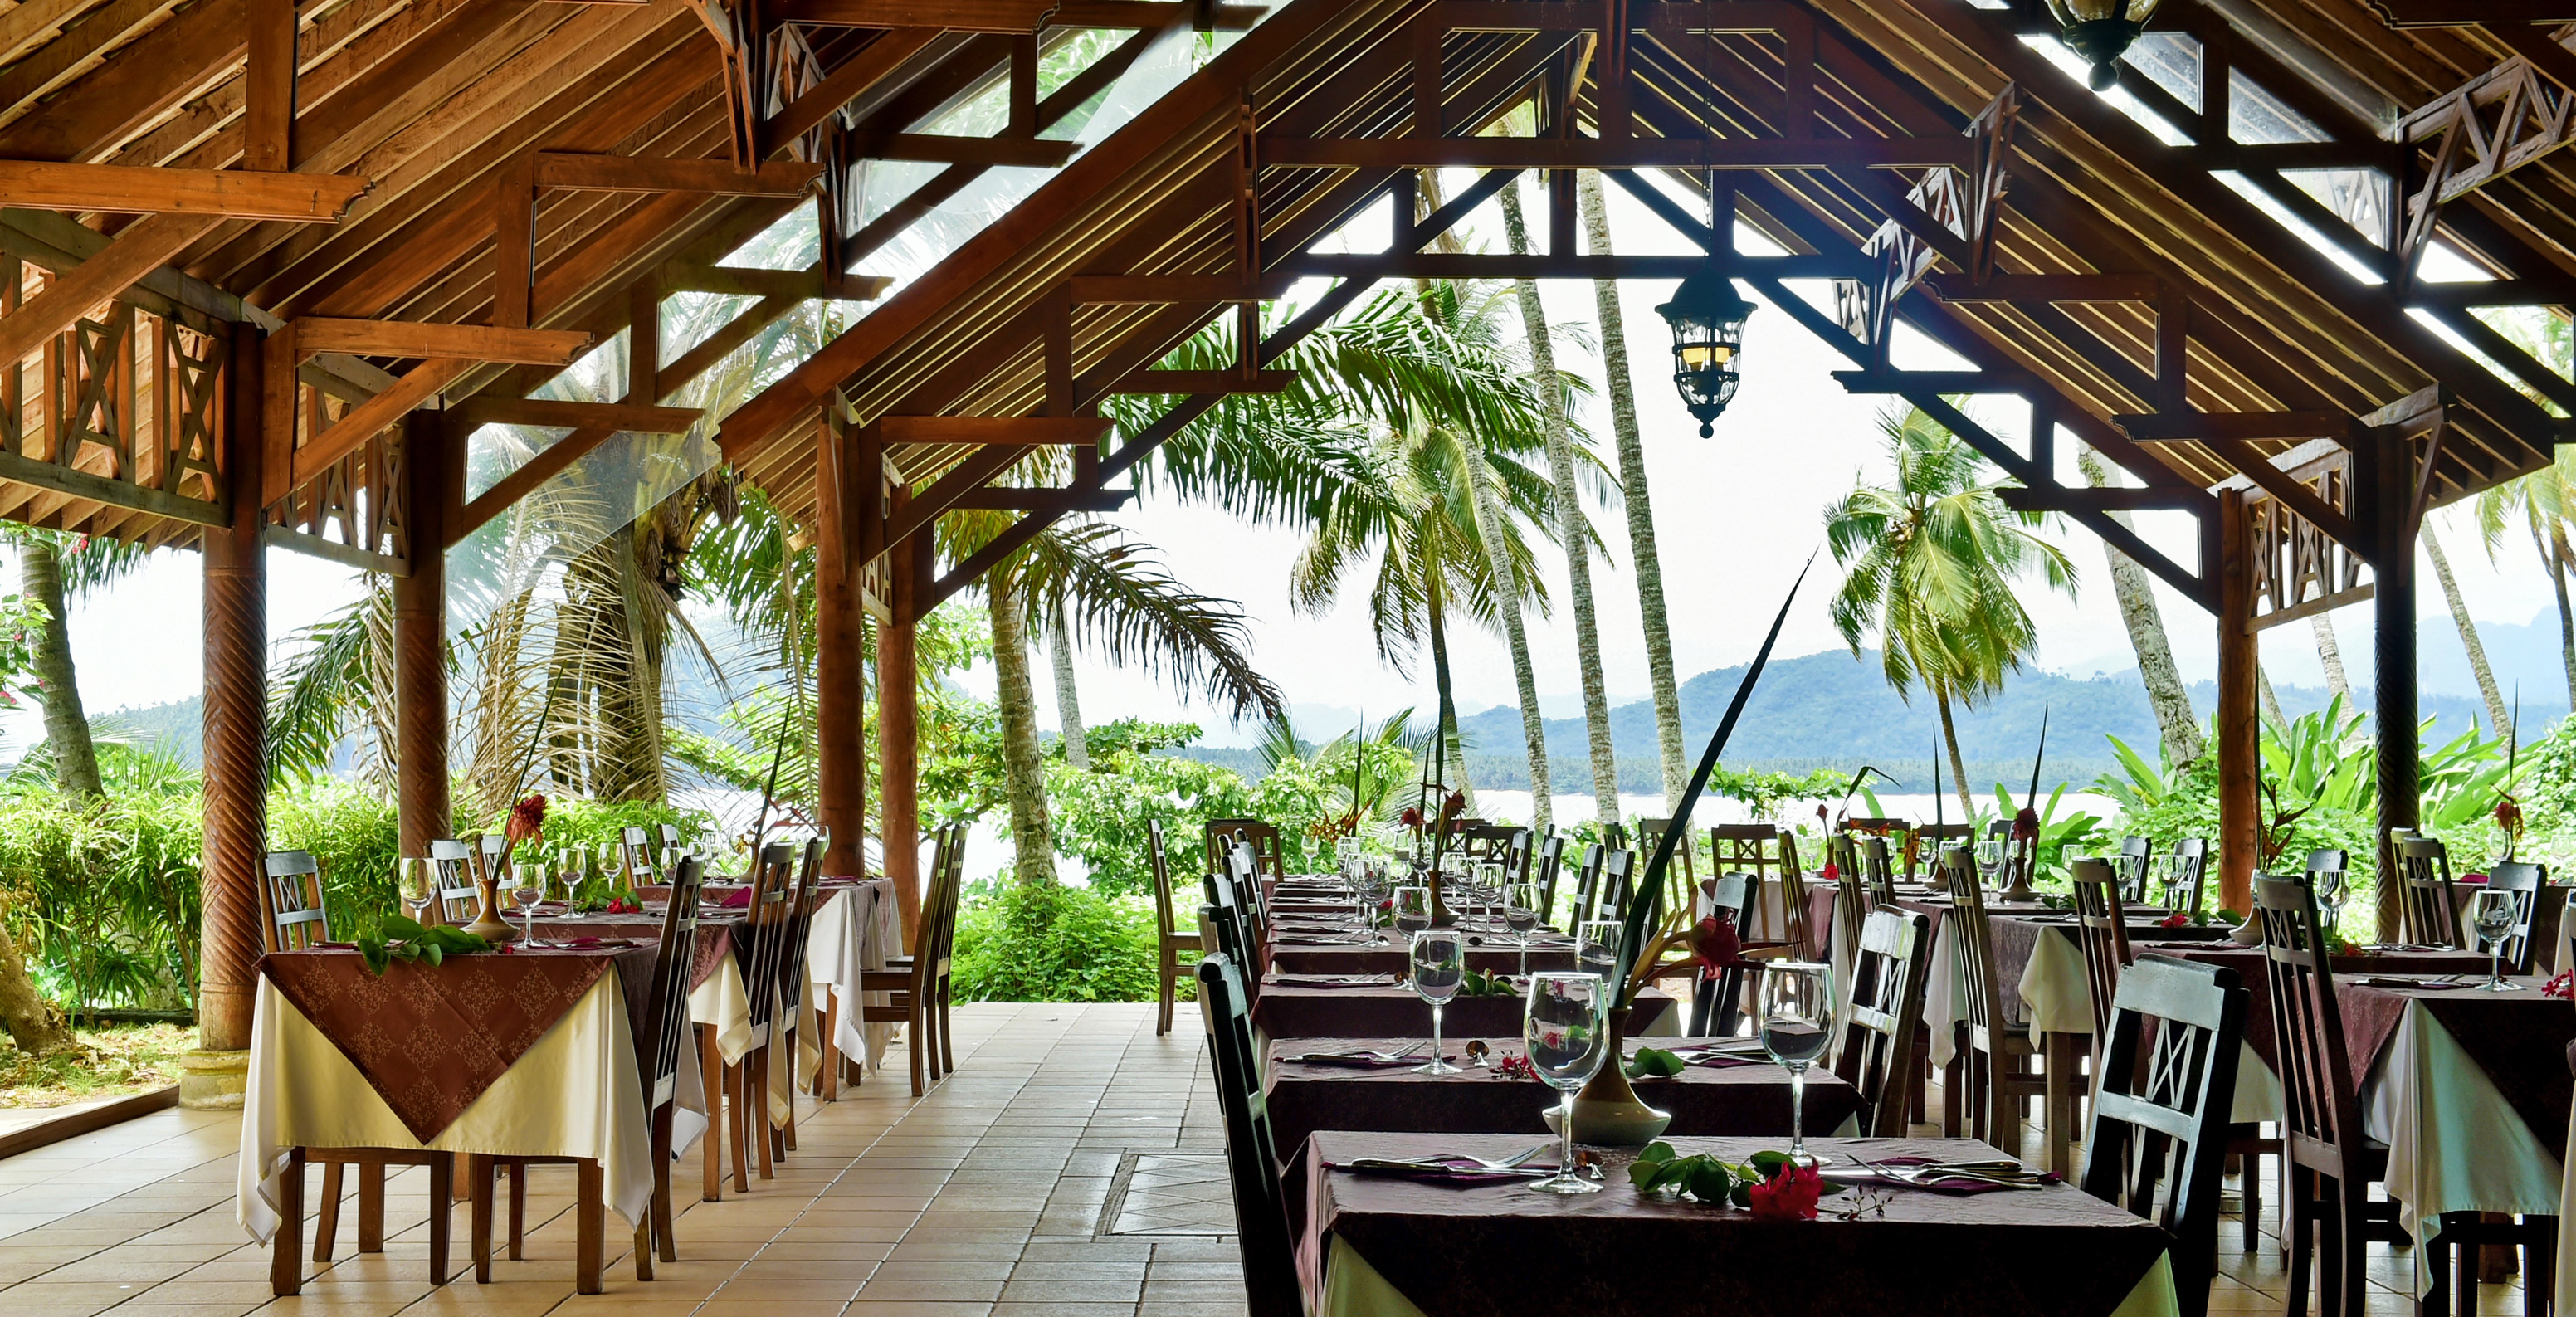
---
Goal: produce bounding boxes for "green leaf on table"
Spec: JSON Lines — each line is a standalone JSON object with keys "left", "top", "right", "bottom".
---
{"left": 1625, "top": 1047, "right": 1686, "bottom": 1080}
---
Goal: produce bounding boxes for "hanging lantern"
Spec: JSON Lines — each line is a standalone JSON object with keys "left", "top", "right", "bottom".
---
{"left": 1654, "top": 267, "right": 1755, "bottom": 437}
{"left": 2042, "top": 0, "right": 2162, "bottom": 90}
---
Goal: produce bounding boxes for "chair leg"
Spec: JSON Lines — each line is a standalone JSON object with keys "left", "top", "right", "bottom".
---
{"left": 939, "top": 978, "right": 954, "bottom": 1073}
{"left": 819, "top": 996, "right": 841, "bottom": 1102}
{"left": 2286, "top": 1165, "right": 2315, "bottom": 1317}
{"left": 2239, "top": 1141, "right": 2262, "bottom": 1251}
{"left": 575, "top": 1159, "right": 603, "bottom": 1297}
{"left": 471, "top": 1156, "right": 495, "bottom": 1284}
{"left": 1158, "top": 950, "right": 1174, "bottom": 1036}
{"left": 313, "top": 1161, "right": 343, "bottom": 1263}
{"left": 2527, "top": 1218, "right": 2555, "bottom": 1317}
{"left": 357, "top": 1162, "right": 385, "bottom": 1253}
{"left": 505, "top": 1162, "right": 525, "bottom": 1260}
{"left": 909, "top": 996, "right": 926, "bottom": 1099}
{"left": 426, "top": 1154, "right": 453, "bottom": 1286}
{"left": 2333, "top": 1180, "right": 2365, "bottom": 1317}
{"left": 2043, "top": 1033, "right": 2078, "bottom": 1179}
{"left": 653, "top": 1104, "right": 678, "bottom": 1265}
{"left": 698, "top": 1025, "right": 724, "bottom": 1202}
{"left": 270, "top": 1148, "right": 305, "bottom": 1297}
{"left": 752, "top": 1046, "right": 776, "bottom": 1181}
{"left": 727, "top": 1057, "right": 752, "bottom": 1193}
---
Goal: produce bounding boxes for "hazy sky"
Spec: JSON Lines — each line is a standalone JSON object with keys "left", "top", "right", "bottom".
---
{"left": 32, "top": 172, "right": 2563, "bottom": 753}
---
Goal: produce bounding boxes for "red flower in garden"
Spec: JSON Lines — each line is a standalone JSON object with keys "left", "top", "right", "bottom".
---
{"left": 1690, "top": 915, "right": 1745, "bottom": 981}
{"left": 1747, "top": 1163, "right": 1824, "bottom": 1220}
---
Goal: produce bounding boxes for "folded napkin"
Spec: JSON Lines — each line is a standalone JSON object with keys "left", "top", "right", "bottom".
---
{"left": 543, "top": 936, "right": 638, "bottom": 949}
{"left": 1328, "top": 1155, "right": 1558, "bottom": 1186}
{"left": 1270, "top": 972, "right": 1399, "bottom": 988}
{"left": 2359, "top": 974, "right": 2469, "bottom": 989}
{"left": 1282, "top": 1049, "right": 1432, "bottom": 1069}
{"left": 711, "top": 885, "right": 754, "bottom": 910}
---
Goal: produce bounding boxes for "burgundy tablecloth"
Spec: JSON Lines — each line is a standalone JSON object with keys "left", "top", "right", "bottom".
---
{"left": 261, "top": 944, "right": 657, "bottom": 1142}
{"left": 2138, "top": 944, "right": 2492, "bottom": 1070}
{"left": 525, "top": 910, "right": 739, "bottom": 989}
{"left": 1264, "top": 1038, "right": 1861, "bottom": 1163}
{"left": 1295, "top": 1133, "right": 2169, "bottom": 1317}
{"left": 1270, "top": 937, "right": 1579, "bottom": 978}
{"left": 2339, "top": 978, "right": 2576, "bottom": 1152}
{"left": 1256, "top": 983, "right": 1676, "bottom": 1041}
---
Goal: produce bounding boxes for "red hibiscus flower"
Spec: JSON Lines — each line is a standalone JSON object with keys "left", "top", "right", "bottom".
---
{"left": 2545, "top": 970, "right": 2573, "bottom": 1000}
{"left": 2159, "top": 910, "right": 2189, "bottom": 929}
{"left": 506, "top": 793, "right": 548, "bottom": 846}
{"left": 1747, "top": 1163, "right": 1824, "bottom": 1220}
{"left": 1398, "top": 807, "right": 1425, "bottom": 829}
{"left": 2009, "top": 807, "right": 2039, "bottom": 843}
{"left": 1690, "top": 915, "right": 1745, "bottom": 981}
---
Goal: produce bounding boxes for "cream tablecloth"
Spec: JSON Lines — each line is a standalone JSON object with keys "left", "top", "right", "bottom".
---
{"left": 685, "top": 880, "right": 900, "bottom": 1124}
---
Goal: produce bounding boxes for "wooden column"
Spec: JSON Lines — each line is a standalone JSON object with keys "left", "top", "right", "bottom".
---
{"left": 198, "top": 324, "right": 270, "bottom": 1057}
{"left": 879, "top": 527, "right": 922, "bottom": 949}
{"left": 2369, "top": 427, "right": 2419, "bottom": 943}
{"left": 394, "top": 410, "right": 451, "bottom": 856}
{"left": 814, "top": 407, "right": 867, "bottom": 877}
{"left": 2214, "top": 488, "right": 2257, "bottom": 915}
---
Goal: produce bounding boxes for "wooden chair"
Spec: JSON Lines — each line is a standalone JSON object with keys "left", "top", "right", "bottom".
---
{"left": 1689, "top": 873, "right": 1756, "bottom": 1037}
{"left": 2254, "top": 874, "right": 2412, "bottom": 1317}
{"left": 2078, "top": 954, "right": 2248, "bottom": 1317}
{"left": 2159, "top": 837, "right": 2209, "bottom": 914}
{"left": 1502, "top": 827, "right": 1534, "bottom": 885}
{"left": 472, "top": 855, "right": 707, "bottom": 1291}
{"left": 1148, "top": 819, "right": 1203, "bottom": 1036}
{"left": 1531, "top": 832, "right": 1567, "bottom": 924}
{"left": 1859, "top": 836, "right": 1899, "bottom": 909}
{"left": 1598, "top": 847, "right": 1636, "bottom": 921}
{"left": 1831, "top": 907, "right": 1932, "bottom": 1136}
{"left": 428, "top": 838, "right": 480, "bottom": 924}
{"left": 863, "top": 823, "right": 962, "bottom": 1097}
{"left": 1457, "top": 823, "right": 1520, "bottom": 866}
{"left": 2394, "top": 834, "right": 2463, "bottom": 948}
{"left": 2115, "top": 835, "right": 2154, "bottom": 904}
{"left": 767, "top": 837, "right": 822, "bottom": 1159}
{"left": 1202, "top": 863, "right": 1261, "bottom": 1007}
{"left": 1939, "top": 846, "right": 2063, "bottom": 1169}
{"left": 1223, "top": 841, "right": 1271, "bottom": 952}
{"left": 617, "top": 825, "right": 661, "bottom": 888}
{"left": 1638, "top": 817, "right": 1693, "bottom": 908}
{"left": 1909, "top": 822, "right": 1973, "bottom": 884}
{"left": 261, "top": 851, "right": 332, "bottom": 953}
{"left": 1203, "top": 818, "right": 1284, "bottom": 877}
{"left": 720, "top": 843, "right": 798, "bottom": 1187}
{"left": 2483, "top": 860, "right": 2548, "bottom": 974}
{"left": 476, "top": 832, "right": 509, "bottom": 887}
{"left": 1707, "top": 825, "right": 1809, "bottom": 953}
{"left": 1194, "top": 953, "right": 1301, "bottom": 1317}
{"left": 1569, "top": 843, "right": 1608, "bottom": 925}
{"left": 2068, "top": 857, "right": 2133, "bottom": 1046}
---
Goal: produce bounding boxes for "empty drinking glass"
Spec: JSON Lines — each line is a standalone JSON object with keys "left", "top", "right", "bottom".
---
{"left": 1524, "top": 971, "right": 1609, "bottom": 1194}
{"left": 1410, "top": 929, "right": 1466, "bottom": 1075}
{"left": 2312, "top": 866, "right": 2347, "bottom": 943}
{"left": 1576, "top": 919, "right": 1621, "bottom": 978}
{"left": 1761, "top": 961, "right": 1836, "bottom": 1166}
{"left": 512, "top": 863, "right": 546, "bottom": 944}
{"left": 399, "top": 858, "right": 436, "bottom": 923}
{"left": 1505, "top": 882, "right": 1543, "bottom": 976}
{"left": 1394, "top": 886, "right": 1432, "bottom": 939}
{"left": 2472, "top": 888, "right": 2521, "bottom": 991}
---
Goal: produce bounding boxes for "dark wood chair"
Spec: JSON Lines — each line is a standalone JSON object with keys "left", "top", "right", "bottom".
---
{"left": 1531, "top": 832, "right": 1567, "bottom": 924}
{"left": 472, "top": 854, "right": 707, "bottom": 1290}
{"left": 1203, "top": 817, "right": 1284, "bottom": 878}
{"left": 1909, "top": 822, "right": 1974, "bottom": 884}
{"left": 1457, "top": 822, "right": 1520, "bottom": 866}
{"left": 1502, "top": 827, "right": 1534, "bottom": 885}
{"left": 1689, "top": 873, "right": 1755, "bottom": 1037}
{"left": 2160, "top": 837, "right": 2209, "bottom": 915}
{"left": 1148, "top": 818, "right": 1203, "bottom": 1036}
{"left": 2484, "top": 860, "right": 2548, "bottom": 974}
{"left": 1708, "top": 825, "right": 1810, "bottom": 954}
{"left": 1568, "top": 843, "right": 1608, "bottom": 926}
{"left": 863, "top": 823, "right": 962, "bottom": 1097}
{"left": 2078, "top": 954, "right": 2248, "bottom": 1317}
{"left": 768, "top": 837, "right": 822, "bottom": 1159}
{"left": 2069, "top": 857, "right": 2133, "bottom": 1046}
{"left": 1598, "top": 847, "right": 1636, "bottom": 922}
{"left": 1194, "top": 953, "right": 1300, "bottom": 1317}
{"left": 1940, "top": 846, "right": 2061, "bottom": 1168}
{"left": 1202, "top": 865, "right": 1260, "bottom": 1008}
{"left": 1222, "top": 841, "right": 1271, "bottom": 953}
{"left": 1832, "top": 907, "right": 1932, "bottom": 1136}
{"left": 2254, "top": 874, "right": 2412, "bottom": 1317}
{"left": 2115, "top": 835, "right": 2154, "bottom": 904}
{"left": 1859, "top": 835, "right": 1899, "bottom": 909}
{"left": 428, "top": 837, "right": 480, "bottom": 924}
{"left": 2395, "top": 833, "right": 2463, "bottom": 948}
{"left": 722, "top": 843, "right": 798, "bottom": 1186}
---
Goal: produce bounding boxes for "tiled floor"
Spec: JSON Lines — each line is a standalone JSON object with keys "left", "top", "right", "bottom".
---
{"left": 0, "top": 1002, "right": 2542, "bottom": 1316}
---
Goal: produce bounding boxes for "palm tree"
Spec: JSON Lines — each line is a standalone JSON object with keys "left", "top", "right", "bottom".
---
{"left": 1825, "top": 406, "right": 2076, "bottom": 817}
{"left": 1578, "top": 169, "right": 1690, "bottom": 803}
{"left": 2311, "top": 614, "right": 2353, "bottom": 701}
{"left": 1499, "top": 178, "right": 1622, "bottom": 825}
{"left": 2475, "top": 455, "right": 2576, "bottom": 711}
{"left": 8, "top": 530, "right": 147, "bottom": 800}
{"left": 2075, "top": 449, "right": 2203, "bottom": 766}
{"left": 1046, "top": 598, "right": 1090, "bottom": 769}
{"left": 2422, "top": 520, "right": 2509, "bottom": 734}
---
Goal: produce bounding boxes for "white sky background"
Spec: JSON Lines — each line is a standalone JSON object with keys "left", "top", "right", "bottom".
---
{"left": 26, "top": 173, "right": 2568, "bottom": 754}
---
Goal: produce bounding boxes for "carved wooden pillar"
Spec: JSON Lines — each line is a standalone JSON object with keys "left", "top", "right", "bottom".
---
{"left": 190, "top": 322, "right": 269, "bottom": 1102}
{"left": 2214, "top": 488, "right": 2256, "bottom": 915}
{"left": 2368, "top": 427, "right": 2419, "bottom": 943}
{"left": 879, "top": 524, "right": 922, "bottom": 949}
{"left": 394, "top": 410, "right": 450, "bottom": 856}
{"left": 814, "top": 407, "right": 867, "bottom": 878}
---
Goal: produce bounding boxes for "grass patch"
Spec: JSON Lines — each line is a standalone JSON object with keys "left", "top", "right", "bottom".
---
{"left": 0, "top": 1022, "right": 189, "bottom": 1108}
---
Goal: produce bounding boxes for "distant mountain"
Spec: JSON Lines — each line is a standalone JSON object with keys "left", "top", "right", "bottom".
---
{"left": 1450, "top": 647, "right": 2563, "bottom": 795}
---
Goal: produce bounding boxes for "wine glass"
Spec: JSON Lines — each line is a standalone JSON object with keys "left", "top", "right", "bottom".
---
{"left": 1393, "top": 886, "right": 1432, "bottom": 939}
{"left": 2472, "top": 888, "right": 2521, "bottom": 991}
{"left": 1524, "top": 971, "right": 1610, "bottom": 1195}
{"left": 1505, "top": 882, "right": 1543, "bottom": 976}
{"left": 1575, "top": 919, "right": 1621, "bottom": 979}
{"left": 512, "top": 863, "right": 546, "bottom": 944}
{"left": 398, "top": 857, "right": 435, "bottom": 924}
{"left": 2312, "top": 866, "right": 2347, "bottom": 944}
{"left": 1760, "top": 961, "right": 1836, "bottom": 1166}
{"left": 1409, "top": 929, "right": 1466, "bottom": 1075}
{"left": 1473, "top": 862, "right": 1505, "bottom": 929}
{"left": 1336, "top": 837, "right": 1363, "bottom": 885}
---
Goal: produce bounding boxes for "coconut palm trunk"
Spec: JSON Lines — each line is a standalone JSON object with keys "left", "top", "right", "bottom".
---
{"left": 1933, "top": 689, "right": 1973, "bottom": 820}
{"left": 2260, "top": 667, "right": 2286, "bottom": 729}
{"left": 989, "top": 570, "right": 1056, "bottom": 886}
{"left": 0, "top": 919, "right": 72, "bottom": 1056}
{"left": 1048, "top": 597, "right": 1091, "bottom": 769}
{"left": 1501, "top": 182, "right": 1621, "bottom": 825}
{"left": 2542, "top": 523, "right": 2576, "bottom": 712}
{"left": 1578, "top": 172, "right": 1686, "bottom": 802}
{"left": 2311, "top": 615, "right": 2353, "bottom": 702}
{"left": 1423, "top": 555, "right": 1463, "bottom": 787}
{"left": 21, "top": 536, "right": 101, "bottom": 801}
{"left": 2421, "top": 522, "right": 2509, "bottom": 734}
{"left": 2076, "top": 450, "right": 2202, "bottom": 768}
{"left": 1462, "top": 442, "right": 1552, "bottom": 826}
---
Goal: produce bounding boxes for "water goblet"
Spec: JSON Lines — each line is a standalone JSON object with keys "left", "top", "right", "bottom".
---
{"left": 1409, "top": 929, "right": 1466, "bottom": 1075}
{"left": 1524, "top": 972, "right": 1610, "bottom": 1194}
{"left": 2311, "top": 866, "right": 2347, "bottom": 943}
{"left": 1575, "top": 919, "right": 1621, "bottom": 979}
{"left": 512, "top": 863, "right": 547, "bottom": 944}
{"left": 398, "top": 857, "right": 436, "bottom": 924}
{"left": 1393, "top": 886, "right": 1432, "bottom": 939}
{"left": 1760, "top": 961, "right": 1837, "bottom": 1166}
{"left": 1504, "top": 882, "right": 1543, "bottom": 976}
{"left": 2472, "top": 888, "right": 2521, "bottom": 990}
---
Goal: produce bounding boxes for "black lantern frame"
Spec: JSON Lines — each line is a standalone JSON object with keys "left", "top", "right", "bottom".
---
{"left": 2042, "top": 0, "right": 2163, "bottom": 90}
{"left": 1654, "top": 267, "right": 1755, "bottom": 437}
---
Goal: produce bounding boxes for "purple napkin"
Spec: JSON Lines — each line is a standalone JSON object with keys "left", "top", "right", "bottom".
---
{"left": 712, "top": 885, "right": 753, "bottom": 910}
{"left": 1271, "top": 972, "right": 1399, "bottom": 988}
{"left": 1330, "top": 1155, "right": 1559, "bottom": 1187}
{"left": 1682, "top": 1053, "right": 1761, "bottom": 1070}
{"left": 1282, "top": 1050, "right": 1435, "bottom": 1069}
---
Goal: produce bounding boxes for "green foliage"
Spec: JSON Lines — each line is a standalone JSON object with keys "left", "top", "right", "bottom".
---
{"left": 1045, "top": 751, "right": 1251, "bottom": 898}
{"left": 1709, "top": 767, "right": 1850, "bottom": 823}
{"left": 0, "top": 756, "right": 206, "bottom": 1013}
{"left": 354, "top": 916, "right": 491, "bottom": 974}
{"left": 947, "top": 880, "right": 1169, "bottom": 1002}
{"left": 1986, "top": 782, "right": 2107, "bottom": 888}
{"left": 269, "top": 779, "right": 400, "bottom": 934}
{"left": 1627, "top": 1141, "right": 1839, "bottom": 1207}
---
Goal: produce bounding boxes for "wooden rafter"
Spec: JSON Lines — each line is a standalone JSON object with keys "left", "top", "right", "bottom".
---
{"left": 0, "top": 162, "right": 367, "bottom": 220}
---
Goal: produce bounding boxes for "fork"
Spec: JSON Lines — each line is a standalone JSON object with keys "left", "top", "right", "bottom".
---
{"left": 1421, "top": 1144, "right": 1550, "bottom": 1171}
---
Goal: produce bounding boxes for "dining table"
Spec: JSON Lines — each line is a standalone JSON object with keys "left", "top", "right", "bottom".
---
{"left": 1253, "top": 978, "right": 1679, "bottom": 1041}
{"left": 1292, "top": 1132, "right": 2179, "bottom": 1317}
{"left": 237, "top": 941, "right": 681, "bottom": 1293}
{"left": 1263, "top": 1037, "right": 1863, "bottom": 1163}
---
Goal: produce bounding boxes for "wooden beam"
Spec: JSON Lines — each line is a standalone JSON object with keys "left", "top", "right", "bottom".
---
{"left": 1097, "top": 369, "right": 1296, "bottom": 393}
{"left": 944, "top": 487, "right": 1134, "bottom": 510}
{"left": 2000, "top": 486, "right": 2204, "bottom": 513}
{"left": 2203, "top": 435, "right": 2366, "bottom": 554}
{"left": 447, "top": 398, "right": 702, "bottom": 434}
{"left": 287, "top": 359, "right": 471, "bottom": 495}
{"left": 2114, "top": 411, "right": 2354, "bottom": 442}
{"left": 1063, "top": 273, "right": 1294, "bottom": 303}
{"left": 292, "top": 319, "right": 596, "bottom": 364}
{"left": 845, "top": 134, "right": 1080, "bottom": 168}
{"left": 2249, "top": 583, "right": 2374, "bottom": 631}
{"left": 1257, "top": 135, "right": 1972, "bottom": 169}
{"left": 2364, "top": 2, "right": 2576, "bottom": 27}
{"left": 244, "top": 0, "right": 294, "bottom": 173}
{"left": 1828, "top": 368, "right": 2040, "bottom": 393}
{"left": 1926, "top": 272, "right": 2158, "bottom": 303}
{"left": 876, "top": 415, "right": 1110, "bottom": 445}
{"left": 764, "top": 28, "right": 942, "bottom": 144}
{"left": 531, "top": 154, "right": 824, "bottom": 196}
{"left": 662, "top": 264, "right": 891, "bottom": 300}
{"left": 448, "top": 423, "right": 620, "bottom": 544}
{"left": 0, "top": 163, "right": 365, "bottom": 222}
{"left": 0, "top": 213, "right": 219, "bottom": 372}
{"left": 1281, "top": 251, "right": 1854, "bottom": 279}
{"left": 769, "top": 0, "right": 1258, "bottom": 28}
{"left": 0, "top": 449, "right": 226, "bottom": 528}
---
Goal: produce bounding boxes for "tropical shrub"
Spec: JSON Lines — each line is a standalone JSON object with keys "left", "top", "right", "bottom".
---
{"left": 1047, "top": 753, "right": 1252, "bottom": 898}
{"left": 947, "top": 880, "right": 1169, "bottom": 1002}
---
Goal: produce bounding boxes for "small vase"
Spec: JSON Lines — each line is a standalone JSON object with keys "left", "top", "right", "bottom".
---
{"left": 464, "top": 872, "right": 519, "bottom": 941}
{"left": 1428, "top": 868, "right": 1456, "bottom": 927}
{"left": 1564, "top": 1006, "right": 1670, "bottom": 1145}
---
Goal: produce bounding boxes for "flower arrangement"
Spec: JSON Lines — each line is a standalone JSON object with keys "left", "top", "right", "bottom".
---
{"left": 1491, "top": 1051, "right": 1539, "bottom": 1082}
{"left": 2545, "top": 969, "right": 2572, "bottom": 1000}
{"left": 1628, "top": 1143, "right": 1847, "bottom": 1218}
